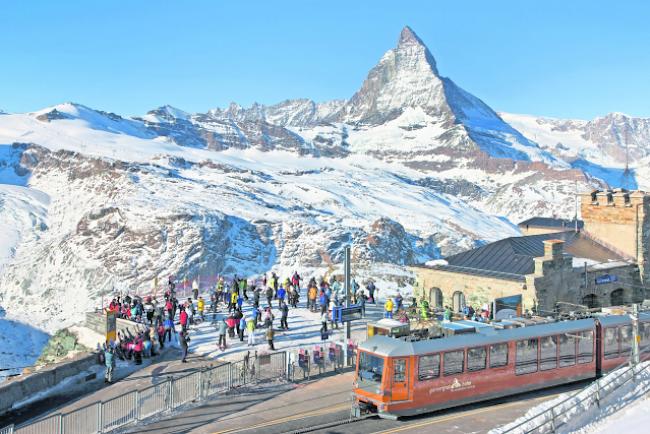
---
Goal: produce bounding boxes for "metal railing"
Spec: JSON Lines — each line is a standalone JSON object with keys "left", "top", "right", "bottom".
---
{"left": 497, "top": 346, "right": 650, "bottom": 434}
{"left": 5, "top": 352, "right": 288, "bottom": 434}
{"left": 288, "top": 340, "right": 357, "bottom": 382}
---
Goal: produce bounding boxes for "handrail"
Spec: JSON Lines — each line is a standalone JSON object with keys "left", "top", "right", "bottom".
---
{"left": 497, "top": 343, "right": 650, "bottom": 433}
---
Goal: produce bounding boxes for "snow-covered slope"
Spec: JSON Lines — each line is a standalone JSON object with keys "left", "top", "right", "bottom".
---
{"left": 502, "top": 111, "right": 650, "bottom": 190}
{"left": 0, "top": 25, "right": 633, "bottom": 335}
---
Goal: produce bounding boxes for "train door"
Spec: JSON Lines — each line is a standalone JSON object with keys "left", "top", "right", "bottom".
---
{"left": 391, "top": 358, "right": 410, "bottom": 401}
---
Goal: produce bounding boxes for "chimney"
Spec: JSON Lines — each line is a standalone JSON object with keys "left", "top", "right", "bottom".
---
{"left": 543, "top": 239, "right": 564, "bottom": 259}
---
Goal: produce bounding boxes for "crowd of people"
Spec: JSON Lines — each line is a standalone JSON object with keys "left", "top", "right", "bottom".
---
{"left": 380, "top": 292, "right": 493, "bottom": 325}
{"left": 99, "top": 272, "right": 383, "bottom": 383}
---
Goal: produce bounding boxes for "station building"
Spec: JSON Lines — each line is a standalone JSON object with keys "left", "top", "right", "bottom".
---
{"left": 412, "top": 189, "right": 650, "bottom": 313}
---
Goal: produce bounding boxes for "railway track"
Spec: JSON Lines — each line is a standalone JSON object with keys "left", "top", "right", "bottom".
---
{"left": 264, "top": 380, "right": 591, "bottom": 434}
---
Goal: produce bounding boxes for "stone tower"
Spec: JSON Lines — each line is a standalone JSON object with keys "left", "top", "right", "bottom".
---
{"left": 580, "top": 189, "right": 650, "bottom": 283}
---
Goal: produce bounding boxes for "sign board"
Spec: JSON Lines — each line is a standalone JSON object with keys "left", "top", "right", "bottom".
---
{"left": 493, "top": 294, "right": 522, "bottom": 320}
{"left": 105, "top": 310, "right": 117, "bottom": 344}
{"left": 332, "top": 305, "right": 363, "bottom": 322}
{"left": 595, "top": 274, "right": 618, "bottom": 285}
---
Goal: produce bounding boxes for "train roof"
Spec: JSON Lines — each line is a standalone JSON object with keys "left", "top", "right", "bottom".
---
{"left": 360, "top": 313, "right": 650, "bottom": 358}
{"left": 359, "top": 318, "right": 597, "bottom": 358}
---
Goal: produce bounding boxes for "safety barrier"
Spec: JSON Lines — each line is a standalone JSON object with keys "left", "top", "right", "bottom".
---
{"left": 4, "top": 352, "right": 287, "bottom": 434}
{"left": 14, "top": 415, "right": 60, "bottom": 434}
{"left": 171, "top": 372, "right": 199, "bottom": 408}
{"left": 288, "top": 340, "right": 357, "bottom": 382}
{"left": 497, "top": 346, "right": 650, "bottom": 433}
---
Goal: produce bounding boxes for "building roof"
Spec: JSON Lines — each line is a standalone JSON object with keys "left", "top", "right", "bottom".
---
{"left": 431, "top": 231, "right": 627, "bottom": 277}
{"left": 518, "top": 217, "right": 584, "bottom": 230}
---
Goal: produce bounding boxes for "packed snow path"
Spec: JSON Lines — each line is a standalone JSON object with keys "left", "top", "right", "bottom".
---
{"left": 186, "top": 288, "right": 385, "bottom": 361}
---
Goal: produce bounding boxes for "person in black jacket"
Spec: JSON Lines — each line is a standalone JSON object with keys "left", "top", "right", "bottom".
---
{"left": 280, "top": 301, "right": 289, "bottom": 330}
{"left": 179, "top": 329, "right": 190, "bottom": 363}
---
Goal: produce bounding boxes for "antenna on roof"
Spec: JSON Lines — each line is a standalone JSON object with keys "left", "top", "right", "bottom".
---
{"left": 624, "top": 127, "right": 630, "bottom": 175}
{"left": 574, "top": 180, "right": 579, "bottom": 232}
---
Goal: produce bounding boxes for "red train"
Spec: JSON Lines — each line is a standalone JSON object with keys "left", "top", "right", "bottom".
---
{"left": 353, "top": 313, "right": 650, "bottom": 419}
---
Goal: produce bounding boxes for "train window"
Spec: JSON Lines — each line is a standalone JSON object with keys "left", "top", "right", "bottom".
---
{"left": 418, "top": 354, "right": 440, "bottom": 381}
{"left": 467, "top": 347, "right": 487, "bottom": 372}
{"left": 540, "top": 336, "right": 557, "bottom": 371}
{"left": 559, "top": 333, "right": 576, "bottom": 367}
{"left": 578, "top": 330, "right": 594, "bottom": 364}
{"left": 639, "top": 322, "right": 650, "bottom": 353}
{"left": 358, "top": 352, "right": 384, "bottom": 384}
{"left": 443, "top": 350, "right": 465, "bottom": 376}
{"left": 393, "top": 359, "right": 406, "bottom": 383}
{"left": 620, "top": 325, "right": 633, "bottom": 357}
{"left": 515, "top": 339, "right": 538, "bottom": 375}
{"left": 604, "top": 327, "right": 619, "bottom": 359}
{"left": 490, "top": 343, "right": 508, "bottom": 368}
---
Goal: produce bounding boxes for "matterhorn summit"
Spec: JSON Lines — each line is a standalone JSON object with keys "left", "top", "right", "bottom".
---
{"left": 340, "top": 26, "right": 451, "bottom": 125}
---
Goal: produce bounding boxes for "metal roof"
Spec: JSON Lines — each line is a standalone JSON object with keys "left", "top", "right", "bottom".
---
{"left": 518, "top": 217, "right": 584, "bottom": 229}
{"left": 358, "top": 318, "right": 597, "bottom": 357}
{"left": 359, "top": 313, "right": 650, "bottom": 358}
{"left": 431, "top": 231, "right": 626, "bottom": 277}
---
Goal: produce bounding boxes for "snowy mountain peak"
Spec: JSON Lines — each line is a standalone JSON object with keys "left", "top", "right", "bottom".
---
{"left": 399, "top": 25, "right": 424, "bottom": 45}
{"left": 339, "top": 26, "right": 447, "bottom": 125}
{"left": 144, "top": 105, "right": 191, "bottom": 123}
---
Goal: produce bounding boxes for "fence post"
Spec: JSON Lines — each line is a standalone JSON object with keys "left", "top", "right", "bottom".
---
{"left": 550, "top": 407, "right": 556, "bottom": 433}
{"left": 198, "top": 369, "right": 204, "bottom": 400}
{"left": 134, "top": 389, "right": 141, "bottom": 421}
{"left": 168, "top": 376, "right": 174, "bottom": 411}
{"left": 594, "top": 380, "right": 601, "bottom": 408}
{"left": 228, "top": 362, "right": 233, "bottom": 390}
{"left": 97, "top": 401, "right": 103, "bottom": 433}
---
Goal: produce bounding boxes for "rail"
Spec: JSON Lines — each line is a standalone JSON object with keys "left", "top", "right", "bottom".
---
{"left": 496, "top": 344, "right": 650, "bottom": 434}
{"left": 2, "top": 351, "right": 287, "bottom": 434}
{"left": 2, "top": 339, "right": 359, "bottom": 434}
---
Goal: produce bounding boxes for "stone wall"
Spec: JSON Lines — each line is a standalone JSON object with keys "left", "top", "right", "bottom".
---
{"left": 580, "top": 264, "right": 645, "bottom": 307}
{"left": 410, "top": 266, "right": 533, "bottom": 311}
{"left": 520, "top": 225, "right": 574, "bottom": 236}
{"left": 0, "top": 352, "right": 96, "bottom": 417}
{"left": 529, "top": 251, "right": 582, "bottom": 312}
{"left": 580, "top": 191, "right": 649, "bottom": 261}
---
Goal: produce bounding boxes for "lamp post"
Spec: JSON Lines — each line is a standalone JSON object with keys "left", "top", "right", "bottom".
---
{"left": 344, "top": 246, "right": 351, "bottom": 340}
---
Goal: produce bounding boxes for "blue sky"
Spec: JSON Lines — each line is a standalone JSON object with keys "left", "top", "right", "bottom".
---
{"left": 1, "top": 0, "right": 649, "bottom": 119}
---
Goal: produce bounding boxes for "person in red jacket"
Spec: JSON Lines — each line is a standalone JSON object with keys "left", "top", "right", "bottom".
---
{"left": 180, "top": 307, "right": 189, "bottom": 331}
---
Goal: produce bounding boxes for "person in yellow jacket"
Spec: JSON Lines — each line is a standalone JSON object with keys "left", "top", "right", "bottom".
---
{"left": 230, "top": 291, "right": 238, "bottom": 313}
{"left": 197, "top": 296, "right": 205, "bottom": 320}
{"left": 308, "top": 286, "right": 318, "bottom": 312}
{"left": 246, "top": 317, "right": 256, "bottom": 346}
{"left": 384, "top": 298, "right": 394, "bottom": 319}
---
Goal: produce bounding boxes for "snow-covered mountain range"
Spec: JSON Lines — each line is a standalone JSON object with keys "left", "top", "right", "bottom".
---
{"left": 0, "top": 26, "right": 647, "bottom": 331}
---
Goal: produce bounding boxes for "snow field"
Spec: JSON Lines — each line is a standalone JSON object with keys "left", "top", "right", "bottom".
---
{"left": 491, "top": 361, "right": 650, "bottom": 434}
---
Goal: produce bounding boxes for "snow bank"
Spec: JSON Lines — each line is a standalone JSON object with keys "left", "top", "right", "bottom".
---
{"left": 491, "top": 361, "right": 650, "bottom": 434}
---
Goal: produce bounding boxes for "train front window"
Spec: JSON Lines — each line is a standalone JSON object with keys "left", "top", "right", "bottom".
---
{"left": 358, "top": 352, "right": 384, "bottom": 393}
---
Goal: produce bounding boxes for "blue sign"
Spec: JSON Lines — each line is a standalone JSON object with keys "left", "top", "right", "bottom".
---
{"left": 595, "top": 274, "right": 618, "bottom": 285}
{"left": 332, "top": 305, "right": 363, "bottom": 322}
